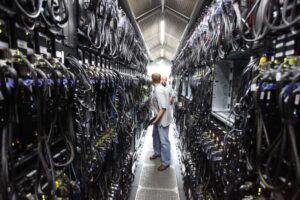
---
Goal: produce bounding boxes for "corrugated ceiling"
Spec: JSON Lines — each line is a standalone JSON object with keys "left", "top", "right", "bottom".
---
{"left": 127, "top": 0, "right": 198, "bottom": 61}
{"left": 165, "top": 0, "right": 197, "bottom": 17}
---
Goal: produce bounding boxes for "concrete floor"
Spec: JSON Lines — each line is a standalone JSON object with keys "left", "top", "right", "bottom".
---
{"left": 129, "top": 124, "right": 186, "bottom": 200}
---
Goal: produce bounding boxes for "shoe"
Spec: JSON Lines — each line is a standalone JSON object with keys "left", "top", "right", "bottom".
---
{"left": 150, "top": 154, "right": 160, "bottom": 160}
{"left": 157, "top": 164, "right": 169, "bottom": 171}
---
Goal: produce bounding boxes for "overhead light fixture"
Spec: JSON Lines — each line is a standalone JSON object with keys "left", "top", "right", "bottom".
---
{"left": 160, "top": 19, "right": 165, "bottom": 45}
{"left": 161, "top": 48, "right": 164, "bottom": 57}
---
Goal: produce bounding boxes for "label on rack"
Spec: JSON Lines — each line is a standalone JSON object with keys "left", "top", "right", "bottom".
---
{"left": 0, "top": 41, "right": 8, "bottom": 49}
{"left": 267, "top": 91, "right": 271, "bottom": 100}
{"left": 295, "top": 94, "right": 300, "bottom": 105}
{"left": 27, "top": 48, "right": 34, "bottom": 55}
{"left": 260, "top": 92, "right": 265, "bottom": 100}
{"left": 56, "top": 51, "right": 63, "bottom": 58}
{"left": 40, "top": 46, "right": 47, "bottom": 55}
{"left": 0, "top": 90, "right": 4, "bottom": 101}
{"left": 276, "top": 72, "right": 281, "bottom": 81}
{"left": 17, "top": 40, "right": 27, "bottom": 49}
{"left": 251, "top": 84, "right": 257, "bottom": 91}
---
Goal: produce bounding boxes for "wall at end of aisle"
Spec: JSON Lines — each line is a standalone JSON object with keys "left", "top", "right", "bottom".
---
{"left": 147, "top": 58, "right": 172, "bottom": 77}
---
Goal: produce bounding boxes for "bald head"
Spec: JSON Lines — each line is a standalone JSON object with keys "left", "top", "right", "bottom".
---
{"left": 151, "top": 73, "right": 161, "bottom": 84}
{"left": 161, "top": 76, "right": 167, "bottom": 82}
{"left": 161, "top": 76, "right": 168, "bottom": 87}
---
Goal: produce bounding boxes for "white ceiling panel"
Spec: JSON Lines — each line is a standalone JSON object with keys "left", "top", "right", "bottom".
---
{"left": 127, "top": 0, "right": 197, "bottom": 61}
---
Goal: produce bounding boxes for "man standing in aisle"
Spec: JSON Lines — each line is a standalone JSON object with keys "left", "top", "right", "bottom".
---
{"left": 150, "top": 73, "right": 172, "bottom": 171}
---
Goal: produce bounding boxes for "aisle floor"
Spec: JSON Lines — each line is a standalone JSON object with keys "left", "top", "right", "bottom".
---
{"left": 129, "top": 124, "right": 186, "bottom": 200}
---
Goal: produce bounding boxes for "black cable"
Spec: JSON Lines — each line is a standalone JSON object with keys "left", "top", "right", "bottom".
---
{"left": 50, "top": 0, "right": 69, "bottom": 25}
{"left": 40, "top": 58, "right": 76, "bottom": 168}
{"left": 14, "top": 0, "right": 42, "bottom": 19}
{"left": 1, "top": 125, "right": 9, "bottom": 200}
{"left": 20, "top": 54, "right": 57, "bottom": 199}
{"left": 286, "top": 72, "right": 300, "bottom": 182}
{"left": 254, "top": 71, "right": 290, "bottom": 190}
{"left": 263, "top": 0, "right": 300, "bottom": 30}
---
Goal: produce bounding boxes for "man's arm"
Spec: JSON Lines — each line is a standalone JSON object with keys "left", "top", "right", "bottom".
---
{"left": 151, "top": 89, "right": 168, "bottom": 125}
{"left": 152, "top": 108, "right": 166, "bottom": 124}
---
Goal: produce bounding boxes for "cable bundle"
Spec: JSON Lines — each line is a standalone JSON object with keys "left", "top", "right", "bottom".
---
{"left": 4, "top": 0, "right": 69, "bottom": 31}
{"left": 0, "top": 50, "right": 150, "bottom": 200}
{"left": 173, "top": 57, "right": 300, "bottom": 199}
{"left": 173, "top": 0, "right": 300, "bottom": 73}
{"left": 78, "top": 0, "right": 148, "bottom": 72}
{"left": 252, "top": 61, "right": 300, "bottom": 199}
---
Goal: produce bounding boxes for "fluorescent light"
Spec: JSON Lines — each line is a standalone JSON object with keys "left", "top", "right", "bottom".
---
{"left": 161, "top": 48, "right": 164, "bottom": 57}
{"left": 160, "top": 19, "right": 165, "bottom": 45}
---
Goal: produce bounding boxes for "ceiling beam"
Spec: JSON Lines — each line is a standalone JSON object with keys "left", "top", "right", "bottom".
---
{"left": 165, "top": 33, "right": 180, "bottom": 42}
{"left": 149, "top": 44, "right": 176, "bottom": 53}
{"left": 144, "top": 34, "right": 159, "bottom": 42}
{"left": 143, "top": 34, "right": 178, "bottom": 55}
{"left": 165, "top": 5, "right": 190, "bottom": 23}
{"left": 142, "top": 28, "right": 180, "bottom": 43}
{"left": 136, "top": 5, "right": 161, "bottom": 23}
{"left": 152, "top": 52, "right": 173, "bottom": 61}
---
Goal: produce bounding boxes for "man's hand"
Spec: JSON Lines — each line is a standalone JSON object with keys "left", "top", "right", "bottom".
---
{"left": 151, "top": 116, "right": 160, "bottom": 125}
{"left": 151, "top": 119, "right": 158, "bottom": 125}
{"left": 149, "top": 115, "right": 157, "bottom": 126}
{"left": 151, "top": 108, "right": 166, "bottom": 125}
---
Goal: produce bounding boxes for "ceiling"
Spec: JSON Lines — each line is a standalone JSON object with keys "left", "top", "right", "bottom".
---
{"left": 127, "top": 0, "right": 198, "bottom": 61}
